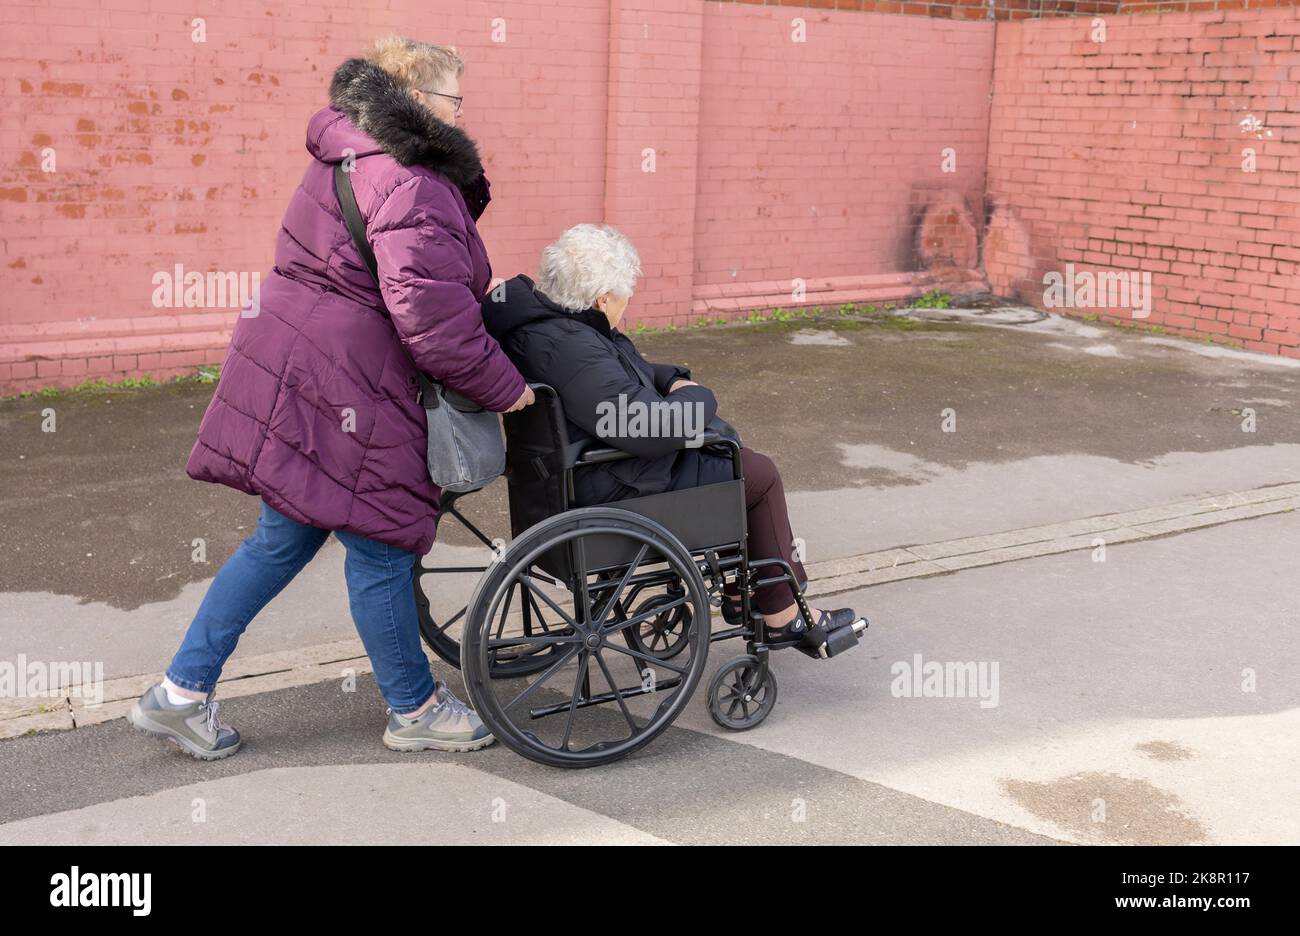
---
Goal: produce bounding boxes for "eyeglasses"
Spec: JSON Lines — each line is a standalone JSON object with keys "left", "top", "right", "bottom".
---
{"left": 420, "top": 89, "right": 463, "bottom": 115}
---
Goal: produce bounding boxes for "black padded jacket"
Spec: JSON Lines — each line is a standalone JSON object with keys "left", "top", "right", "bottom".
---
{"left": 482, "top": 274, "right": 723, "bottom": 506}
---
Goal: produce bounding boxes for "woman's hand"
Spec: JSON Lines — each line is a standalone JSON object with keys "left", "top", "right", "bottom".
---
{"left": 668, "top": 379, "right": 699, "bottom": 393}
{"left": 503, "top": 385, "right": 536, "bottom": 412}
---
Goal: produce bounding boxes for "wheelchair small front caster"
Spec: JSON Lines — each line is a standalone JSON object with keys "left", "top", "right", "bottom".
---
{"left": 707, "top": 656, "right": 777, "bottom": 731}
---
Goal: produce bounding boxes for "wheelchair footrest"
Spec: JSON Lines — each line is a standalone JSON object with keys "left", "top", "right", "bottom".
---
{"left": 797, "top": 617, "right": 868, "bottom": 660}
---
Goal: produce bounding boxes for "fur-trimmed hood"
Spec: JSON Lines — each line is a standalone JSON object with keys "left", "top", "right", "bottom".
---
{"left": 320, "top": 57, "right": 484, "bottom": 188}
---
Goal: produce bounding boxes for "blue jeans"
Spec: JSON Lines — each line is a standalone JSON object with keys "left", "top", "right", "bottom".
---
{"left": 166, "top": 501, "right": 436, "bottom": 715}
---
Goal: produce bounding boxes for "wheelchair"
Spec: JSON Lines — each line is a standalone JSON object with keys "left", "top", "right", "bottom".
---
{"left": 413, "top": 384, "right": 868, "bottom": 768}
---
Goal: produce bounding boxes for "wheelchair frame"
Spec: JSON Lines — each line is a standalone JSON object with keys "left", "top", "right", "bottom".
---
{"left": 414, "top": 384, "right": 864, "bottom": 767}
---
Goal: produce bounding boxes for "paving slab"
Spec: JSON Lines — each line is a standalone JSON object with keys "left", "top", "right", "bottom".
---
{"left": 671, "top": 510, "right": 1300, "bottom": 845}
{"left": 0, "top": 763, "right": 670, "bottom": 846}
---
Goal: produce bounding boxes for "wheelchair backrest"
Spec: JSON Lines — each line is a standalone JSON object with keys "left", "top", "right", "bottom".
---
{"left": 502, "top": 384, "right": 572, "bottom": 541}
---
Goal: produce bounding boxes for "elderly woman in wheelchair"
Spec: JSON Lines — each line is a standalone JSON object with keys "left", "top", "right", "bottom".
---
{"left": 482, "top": 224, "right": 865, "bottom": 644}
{"left": 439, "top": 223, "right": 867, "bottom": 766}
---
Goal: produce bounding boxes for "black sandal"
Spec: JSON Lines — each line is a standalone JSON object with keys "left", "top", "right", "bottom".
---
{"left": 767, "top": 607, "right": 860, "bottom": 643}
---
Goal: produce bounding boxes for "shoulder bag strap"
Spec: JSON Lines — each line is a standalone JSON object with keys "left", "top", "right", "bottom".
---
{"left": 333, "top": 161, "right": 440, "bottom": 404}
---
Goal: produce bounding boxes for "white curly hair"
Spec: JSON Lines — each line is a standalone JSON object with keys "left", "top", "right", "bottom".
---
{"left": 535, "top": 224, "right": 641, "bottom": 312}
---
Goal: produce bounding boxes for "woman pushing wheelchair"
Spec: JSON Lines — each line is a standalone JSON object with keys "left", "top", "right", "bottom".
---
{"left": 130, "top": 33, "right": 862, "bottom": 768}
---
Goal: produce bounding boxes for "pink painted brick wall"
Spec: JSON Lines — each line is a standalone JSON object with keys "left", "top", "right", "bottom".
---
{"left": 602, "top": 0, "right": 705, "bottom": 326}
{"left": 695, "top": 4, "right": 993, "bottom": 289}
{"left": 1, "top": 0, "right": 995, "bottom": 393}
{"left": 985, "top": 7, "right": 1300, "bottom": 357}
{"left": 0, "top": 0, "right": 611, "bottom": 391}
{"left": 7, "top": 1, "right": 1300, "bottom": 394}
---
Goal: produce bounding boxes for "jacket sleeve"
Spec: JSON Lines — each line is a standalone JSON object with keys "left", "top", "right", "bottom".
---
{"left": 549, "top": 336, "right": 717, "bottom": 458}
{"left": 648, "top": 361, "right": 692, "bottom": 396}
{"left": 368, "top": 174, "right": 526, "bottom": 413}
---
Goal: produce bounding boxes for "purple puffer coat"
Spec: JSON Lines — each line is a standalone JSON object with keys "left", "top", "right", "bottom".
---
{"left": 186, "top": 59, "right": 526, "bottom": 554}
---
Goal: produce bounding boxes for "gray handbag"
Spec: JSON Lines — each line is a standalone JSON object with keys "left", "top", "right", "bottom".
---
{"left": 420, "top": 378, "right": 507, "bottom": 493}
{"left": 334, "top": 162, "right": 506, "bottom": 494}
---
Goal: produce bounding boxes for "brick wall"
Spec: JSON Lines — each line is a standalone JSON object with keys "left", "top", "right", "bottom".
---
{"left": 0, "top": 0, "right": 612, "bottom": 392}
{"left": 4, "top": 1, "right": 1300, "bottom": 393}
{"left": 984, "top": 7, "right": 1300, "bottom": 357}
{"left": 1122, "top": 0, "right": 1298, "bottom": 13}
{"left": 722, "top": 1, "right": 1299, "bottom": 18}
{"left": 0, "top": 0, "right": 993, "bottom": 393}
{"left": 694, "top": 3, "right": 992, "bottom": 311}
{"left": 601, "top": 0, "right": 705, "bottom": 327}
{"left": 725, "top": 0, "right": 1124, "bottom": 21}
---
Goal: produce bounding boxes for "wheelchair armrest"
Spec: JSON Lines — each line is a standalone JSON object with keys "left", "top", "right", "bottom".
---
{"left": 696, "top": 432, "right": 743, "bottom": 480}
{"left": 573, "top": 444, "right": 635, "bottom": 466}
{"left": 571, "top": 432, "right": 738, "bottom": 468}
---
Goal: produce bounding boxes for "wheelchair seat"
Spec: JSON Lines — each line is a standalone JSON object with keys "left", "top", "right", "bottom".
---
{"left": 501, "top": 384, "right": 747, "bottom": 579}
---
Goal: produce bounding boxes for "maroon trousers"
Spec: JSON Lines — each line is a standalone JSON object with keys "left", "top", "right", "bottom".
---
{"left": 728, "top": 447, "right": 808, "bottom": 614}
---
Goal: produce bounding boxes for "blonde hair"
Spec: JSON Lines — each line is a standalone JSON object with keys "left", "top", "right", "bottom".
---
{"left": 366, "top": 36, "right": 464, "bottom": 92}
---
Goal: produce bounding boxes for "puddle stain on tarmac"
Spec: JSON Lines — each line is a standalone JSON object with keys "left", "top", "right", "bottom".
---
{"left": 1000, "top": 771, "right": 1208, "bottom": 844}
{"left": 1134, "top": 740, "right": 1196, "bottom": 762}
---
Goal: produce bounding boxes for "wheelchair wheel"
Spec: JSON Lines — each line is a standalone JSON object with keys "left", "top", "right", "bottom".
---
{"left": 415, "top": 495, "right": 569, "bottom": 678}
{"left": 707, "top": 656, "right": 777, "bottom": 731}
{"left": 619, "top": 584, "right": 692, "bottom": 661}
{"left": 462, "top": 507, "right": 710, "bottom": 768}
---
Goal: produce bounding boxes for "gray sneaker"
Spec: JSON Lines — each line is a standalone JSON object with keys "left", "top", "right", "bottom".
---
{"left": 382, "top": 681, "right": 494, "bottom": 753}
{"left": 128, "top": 683, "right": 241, "bottom": 760}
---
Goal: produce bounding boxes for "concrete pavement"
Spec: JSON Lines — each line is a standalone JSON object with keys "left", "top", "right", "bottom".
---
{"left": 1, "top": 509, "right": 1292, "bottom": 845}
